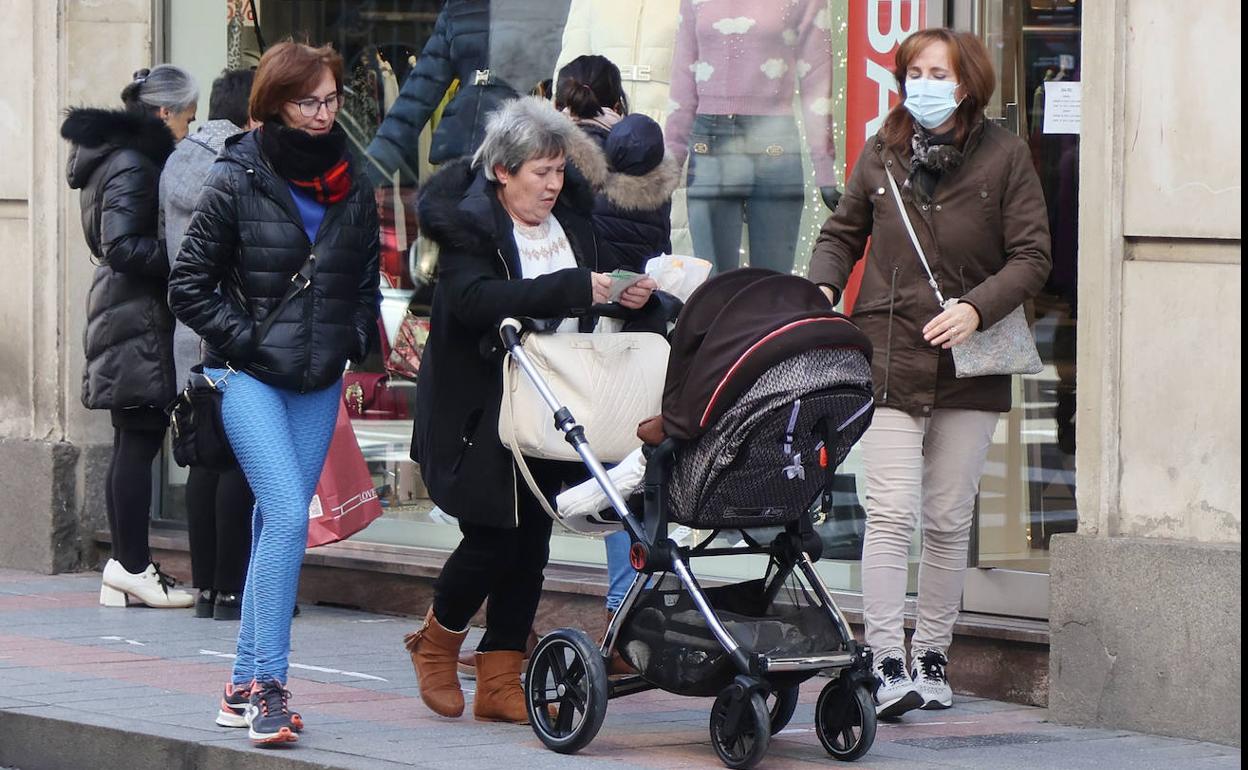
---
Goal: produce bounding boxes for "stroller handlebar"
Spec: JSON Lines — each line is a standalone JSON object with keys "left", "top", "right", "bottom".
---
{"left": 499, "top": 317, "right": 523, "bottom": 349}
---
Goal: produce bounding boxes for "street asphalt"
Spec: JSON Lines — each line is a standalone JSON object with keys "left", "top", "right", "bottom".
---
{"left": 0, "top": 567, "right": 1239, "bottom": 770}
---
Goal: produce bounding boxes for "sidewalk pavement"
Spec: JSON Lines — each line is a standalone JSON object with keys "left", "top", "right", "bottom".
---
{"left": 0, "top": 567, "right": 1239, "bottom": 770}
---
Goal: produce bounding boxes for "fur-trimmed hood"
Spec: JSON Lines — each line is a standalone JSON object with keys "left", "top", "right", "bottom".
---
{"left": 62, "top": 107, "right": 176, "bottom": 189}
{"left": 418, "top": 103, "right": 679, "bottom": 256}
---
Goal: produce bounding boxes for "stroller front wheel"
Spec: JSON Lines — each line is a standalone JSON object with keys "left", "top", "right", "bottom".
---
{"left": 524, "top": 628, "right": 609, "bottom": 754}
{"left": 815, "top": 678, "right": 877, "bottom": 761}
{"left": 709, "top": 687, "right": 771, "bottom": 769}
{"left": 767, "top": 685, "right": 801, "bottom": 735}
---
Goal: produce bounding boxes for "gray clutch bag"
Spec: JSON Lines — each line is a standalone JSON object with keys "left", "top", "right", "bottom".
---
{"left": 885, "top": 168, "right": 1042, "bottom": 379}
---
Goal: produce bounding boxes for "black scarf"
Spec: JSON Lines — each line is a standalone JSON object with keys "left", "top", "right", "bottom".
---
{"left": 907, "top": 123, "right": 963, "bottom": 204}
{"left": 260, "top": 121, "right": 349, "bottom": 184}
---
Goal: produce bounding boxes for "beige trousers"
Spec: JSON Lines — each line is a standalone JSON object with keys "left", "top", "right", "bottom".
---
{"left": 859, "top": 407, "right": 1000, "bottom": 655}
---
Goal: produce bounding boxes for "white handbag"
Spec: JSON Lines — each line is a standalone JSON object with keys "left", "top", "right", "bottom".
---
{"left": 498, "top": 330, "right": 669, "bottom": 464}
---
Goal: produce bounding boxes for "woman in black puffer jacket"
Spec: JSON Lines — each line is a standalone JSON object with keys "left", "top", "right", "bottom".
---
{"left": 62, "top": 64, "right": 199, "bottom": 611}
{"left": 169, "top": 42, "right": 379, "bottom": 744}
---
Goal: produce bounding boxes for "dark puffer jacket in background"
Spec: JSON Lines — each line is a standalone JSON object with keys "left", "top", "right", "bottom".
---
{"left": 62, "top": 108, "right": 177, "bottom": 412}
{"left": 365, "top": 0, "right": 571, "bottom": 183}
{"left": 168, "top": 129, "right": 381, "bottom": 393}
{"left": 576, "top": 113, "right": 679, "bottom": 272}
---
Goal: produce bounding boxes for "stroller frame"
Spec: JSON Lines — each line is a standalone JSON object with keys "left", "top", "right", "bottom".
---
{"left": 500, "top": 320, "right": 878, "bottom": 767}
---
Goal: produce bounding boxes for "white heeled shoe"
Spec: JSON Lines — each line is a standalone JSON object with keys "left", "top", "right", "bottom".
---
{"left": 101, "top": 559, "right": 195, "bottom": 608}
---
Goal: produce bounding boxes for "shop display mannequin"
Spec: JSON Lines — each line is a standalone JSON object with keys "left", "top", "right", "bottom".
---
{"left": 666, "top": 0, "right": 837, "bottom": 274}
{"left": 366, "top": 0, "right": 571, "bottom": 185}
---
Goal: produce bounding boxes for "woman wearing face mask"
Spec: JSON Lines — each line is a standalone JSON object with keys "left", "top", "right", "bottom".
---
{"left": 169, "top": 41, "right": 380, "bottom": 744}
{"left": 61, "top": 64, "right": 199, "bottom": 610}
{"left": 807, "top": 29, "right": 1050, "bottom": 718}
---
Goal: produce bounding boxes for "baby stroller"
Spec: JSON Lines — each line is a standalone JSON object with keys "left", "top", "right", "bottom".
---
{"left": 500, "top": 269, "right": 878, "bottom": 768}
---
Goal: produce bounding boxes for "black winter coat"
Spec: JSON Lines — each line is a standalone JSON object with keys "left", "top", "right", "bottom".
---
{"left": 62, "top": 108, "right": 177, "bottom": 412}
{"left": 411, "top": 158, "right": 602, "bottom": 529}
{"left": 365, "top": 0, "right": 571, "bottom": 183}
{"left": 577, "top": 114, "right": 678, "bottom": 272}
{"left": 168, "top": 130, "right": 381, "bottom": 393}
{"left": 409, "top": 117, "right": 680, "bottom": 528}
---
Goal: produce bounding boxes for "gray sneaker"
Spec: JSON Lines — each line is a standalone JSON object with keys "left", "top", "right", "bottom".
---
{"left": 873, "top": 649, "right": 923, "bottom": 718}
{"left": 911, "top": 648, "right": 953, "bottom": 710}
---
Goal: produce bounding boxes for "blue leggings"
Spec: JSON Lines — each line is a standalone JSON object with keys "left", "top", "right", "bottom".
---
{"left": 206, "top": 369, "right": 340, "bottom": 685}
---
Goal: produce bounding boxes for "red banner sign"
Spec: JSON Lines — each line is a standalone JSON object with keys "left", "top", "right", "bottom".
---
{"left": 841, "top": 0, "right": 926, "bottom": 312}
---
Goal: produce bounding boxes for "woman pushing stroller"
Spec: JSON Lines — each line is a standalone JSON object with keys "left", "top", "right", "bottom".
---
{"left": 405, "top": 95, "right": 676, "bottom": 724}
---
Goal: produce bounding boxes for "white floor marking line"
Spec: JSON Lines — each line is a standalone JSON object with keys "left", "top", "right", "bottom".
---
{"left": 100, "top": 635, "right": 146, "bottom": 646}
{"left": 197, "top": 649, "right": 388, "bottom": 682}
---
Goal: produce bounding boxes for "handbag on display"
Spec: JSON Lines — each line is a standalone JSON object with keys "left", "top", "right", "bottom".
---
{"left": 307, "top": 399, "right": 385, "bottom": 548}
{"left": 343, "top": 371, "right": 410, "bottom": 420}
{"left": 385, "top": 311, "right": 430, "bottom": 381}
{"left": 498, "top": 329, "right": 669, "bottom": 464}
{"left": 168, "top": 365, "right": 237, "bottom": 471}
{"left": 885, "top": 168, "right": 1042, "bottom": 378}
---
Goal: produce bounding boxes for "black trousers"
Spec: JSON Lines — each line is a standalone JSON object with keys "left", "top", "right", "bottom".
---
{"left": 432, "top": 460, "right": 583, "bottom": 652}
{"left": 185, "top": 466, "right": 254, "bottom": 593}
{"left": 105, "top": 414, "right": 166, "bottom": 573}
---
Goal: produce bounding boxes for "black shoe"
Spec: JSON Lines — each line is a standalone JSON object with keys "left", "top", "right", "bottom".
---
{"left": 292, "top": 603, "right": 300, "bottom": 618}
{"left": 213, "top": 593, "right": 242, "bottom": 621}
{"left": 195, "top": 590, "right": 216, "bottom": 619}
{"left": 246, "top": 679, "right": 299, "bottom": 745}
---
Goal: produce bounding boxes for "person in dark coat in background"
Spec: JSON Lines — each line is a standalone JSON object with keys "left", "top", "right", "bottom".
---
{"left": 159, "top": 68, "right": 256, "bottom": 622}
{"left": 61, "top": 64, "right": 199, "bottom": 611}
{"left": 169, "top": 42, "right": 380, "bottom": 744}
{"left": 555, "top": 54, "right": 678, "bottom": 272}
{"left": 403, "top": 96, "right": 661, "bottom": 726}
{"left": 364, "top": 0, "right": 572, "bottom": 184}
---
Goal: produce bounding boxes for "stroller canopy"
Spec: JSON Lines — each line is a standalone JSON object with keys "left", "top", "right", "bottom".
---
{"left": 662, "top": 269, "right": 873, "bottom": 441}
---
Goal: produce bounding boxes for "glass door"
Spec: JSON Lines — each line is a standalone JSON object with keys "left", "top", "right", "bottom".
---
{"left": 957, "top": 0, "right": 1081, "bottom": 619}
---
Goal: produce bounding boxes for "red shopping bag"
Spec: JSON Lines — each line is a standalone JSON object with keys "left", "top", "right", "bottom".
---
{"left": 307, "top": 400, "right": 384, "bottom": 547}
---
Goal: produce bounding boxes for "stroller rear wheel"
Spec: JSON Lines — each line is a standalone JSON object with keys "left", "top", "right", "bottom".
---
{"left": 524, "top": 628, "right": 609, "bottom": 754}
{"left": 709, "top": 685, "right": 771, "bottom": 769}
{"left": 767, "top": 685, "right": 801, "bottom": 735}
{"left": 815, "top": 678, "right": 877, "bottom": 761}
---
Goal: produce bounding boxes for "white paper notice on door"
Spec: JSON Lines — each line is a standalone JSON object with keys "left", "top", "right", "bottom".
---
{"left": 1043, "top": 81, "right": 1082, "bottom": 134}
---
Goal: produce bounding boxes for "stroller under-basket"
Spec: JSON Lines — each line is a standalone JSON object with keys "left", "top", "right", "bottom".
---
{"left": 499, "top": 269, "right": 879, "bottom": 769}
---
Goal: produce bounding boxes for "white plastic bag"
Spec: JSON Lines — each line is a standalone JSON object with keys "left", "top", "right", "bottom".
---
{"left": 645, "top": 255, "right": 712, "bottom": 303}
{"left": 554, "top": 448, "right": 647, "bottom": 535}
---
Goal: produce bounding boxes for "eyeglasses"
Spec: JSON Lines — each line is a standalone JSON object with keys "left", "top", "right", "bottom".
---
{"left": 289, "top": 92, "right": 343, "bottom": 118}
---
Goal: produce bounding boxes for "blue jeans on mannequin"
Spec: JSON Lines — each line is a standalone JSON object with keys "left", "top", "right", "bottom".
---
{"left": 205, "top": 368, "right": 341, "bottom": 685}
{"left": 685, "top": 114, "right": 806, "bottom": 274}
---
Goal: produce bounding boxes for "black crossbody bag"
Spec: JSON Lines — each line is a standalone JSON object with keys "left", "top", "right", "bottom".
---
{"left": 168, "top": 255, "right": 316, "bottom": 469}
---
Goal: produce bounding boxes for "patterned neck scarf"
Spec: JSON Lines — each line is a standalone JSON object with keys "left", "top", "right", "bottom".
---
{"left": 907, "top": 122, "right": 963, "bottom": 204}
{"left": 260, "top": 121, "right": 352, "bottom": 205}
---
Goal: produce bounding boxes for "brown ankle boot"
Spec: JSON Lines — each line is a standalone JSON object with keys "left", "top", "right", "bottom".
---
{"left": 603, "top": 609, "right": 637, "bottom": 676}
{"left": 473, "top": 650, "right": 530, "bottom": 723}
{"left": 457, "top": 630, "right": 540, "bottom": 680}
{"left": 404, "top": 608, "right": 468, "bottom": 717}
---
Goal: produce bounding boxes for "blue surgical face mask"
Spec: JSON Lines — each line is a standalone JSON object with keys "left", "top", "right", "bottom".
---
{"left": 903, "top": 78, "right": 963, "bottom": 130}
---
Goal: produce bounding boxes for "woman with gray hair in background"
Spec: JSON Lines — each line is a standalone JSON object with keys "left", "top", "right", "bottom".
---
{"left": 404, "top": 96, "right": 657, "bottom": 725}
{"left": 60, "top": 64, "right": 199, "bottom": 609}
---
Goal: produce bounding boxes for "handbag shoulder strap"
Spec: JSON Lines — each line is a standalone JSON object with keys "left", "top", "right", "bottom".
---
{"left": 257, "top": 253, "right": 317, "bottom": 341}
{"left": 502, "top": 351, "right": 579, "bottom": 533}
{"left": 884, "top": 169, "right": 948, "bottom": 307}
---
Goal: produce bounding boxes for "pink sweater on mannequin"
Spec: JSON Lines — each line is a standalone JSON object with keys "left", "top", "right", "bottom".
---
{"left": 665, "top": 0, "right": 838, "bottom": 187}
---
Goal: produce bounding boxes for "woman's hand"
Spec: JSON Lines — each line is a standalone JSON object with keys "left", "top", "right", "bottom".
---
{"left": 923, "top": 301, "right": 981, "bottom": 349}
{"left": 617, "top": 276, "right": 658, "bottom": 310}
{"left": 590, "top": 272, "right": 612, "bottom": 305}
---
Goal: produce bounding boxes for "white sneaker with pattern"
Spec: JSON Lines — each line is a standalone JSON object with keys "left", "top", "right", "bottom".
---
{"left": 911, "top": 647, "right": 953, "bottom": 709}
{"left": 872, "top": 648, "right": 923, "bottom": 718}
